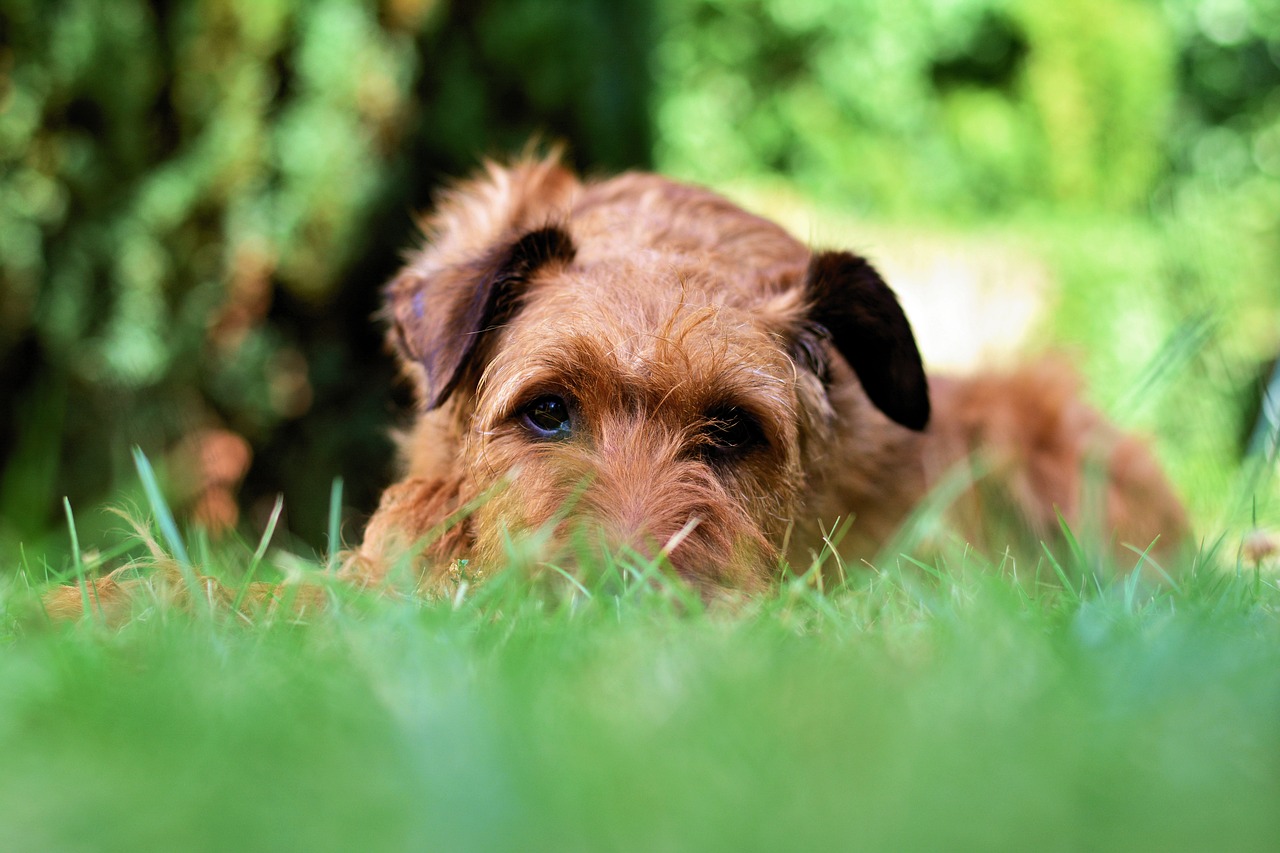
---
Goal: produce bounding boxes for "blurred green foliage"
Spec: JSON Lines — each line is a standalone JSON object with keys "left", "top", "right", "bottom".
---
{"left": 2, "top": 0, "right": 1278, "bottom": 557}
{"left": 656, "top": 0, "right": 1173, "bottom": 215}
{"left": 0, "top": 0, "right": 653, "bottom": 555}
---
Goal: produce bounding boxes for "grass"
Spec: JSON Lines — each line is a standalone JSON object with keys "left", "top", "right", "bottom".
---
{"left": 2, "top": 470, "right": 1279, "bottom": 852}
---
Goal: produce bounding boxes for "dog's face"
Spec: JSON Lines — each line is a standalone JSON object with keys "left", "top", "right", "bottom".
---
{"left": 385, "top": 164, "right": 930, "bottom": 590}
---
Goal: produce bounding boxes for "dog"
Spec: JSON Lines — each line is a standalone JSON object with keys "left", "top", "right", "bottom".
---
{"left": 346, "top": 154, "right": 1189, "bottom": 594}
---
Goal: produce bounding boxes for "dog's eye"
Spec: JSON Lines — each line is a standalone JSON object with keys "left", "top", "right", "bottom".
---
{"left": 698, "top": 406, "right": 764, "bottom": 459}
{"left": 519, "top": 395, "right": 573, "bottom": 440}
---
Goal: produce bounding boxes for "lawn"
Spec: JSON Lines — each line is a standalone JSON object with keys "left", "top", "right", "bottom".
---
{"left": 2, "top": 498, "right": 1278, "bottom": 852}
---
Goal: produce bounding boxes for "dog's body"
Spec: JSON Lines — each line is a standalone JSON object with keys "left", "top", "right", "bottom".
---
{"left": 347, "top": 155, "right": 1187, "bottom": 592}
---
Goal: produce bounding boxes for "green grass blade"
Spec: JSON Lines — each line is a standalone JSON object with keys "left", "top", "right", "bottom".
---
{"left": 1112, "top": 312, "right": 1215, "bottom": 421}
{"left": 63, "top": 497, "right": 94, "bottom": 620}
{"left": 132, "top": 446, "right": 205, "bottom": 614}
{"left": 1040, "top": 540, "right": 1080, "bottom": 603}
{"left": 546, "top": 563, "right": 592, "bottom": 599}
{"left": 132, "top": 446, "right": 191, "bottom": 569}
{"left": 1055, "top": 509, "right": 1101, "bottom": 584}
{"left": 327, "top": 477, "right": 344, "bottom": 571}
{"left": 233, "top": 494, "right": 285, "bottom": 612}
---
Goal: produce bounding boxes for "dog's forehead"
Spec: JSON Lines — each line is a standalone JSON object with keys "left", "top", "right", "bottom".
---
{"left": 567, "top": 172, "right": 810, "bottom": 279}
{"left": 551, "top": 254, "right": 771, "bottom": 318}
{"left": 483, "top": 261, "right": 799, "bottom": 419}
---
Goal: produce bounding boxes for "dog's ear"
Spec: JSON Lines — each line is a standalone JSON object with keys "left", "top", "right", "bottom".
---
{"left": 386, "top": 225, "right": 576, "bottom": 410}
{"left": 802, "top": 250, "right": 930, "bottom": 431}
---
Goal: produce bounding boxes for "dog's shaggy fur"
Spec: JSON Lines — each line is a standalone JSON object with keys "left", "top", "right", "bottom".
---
{"left": 348, "top": 155, "right": 1188, "bottom": 593}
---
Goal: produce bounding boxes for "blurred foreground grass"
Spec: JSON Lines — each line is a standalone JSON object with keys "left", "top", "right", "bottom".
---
{"left": 3, "top": 484, "right": 1280, "bottom": 852}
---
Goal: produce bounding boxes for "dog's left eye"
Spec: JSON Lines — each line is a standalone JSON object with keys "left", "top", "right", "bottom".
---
{"left": 519, "top": 395, "right": 573, "bottom": 440}
{"left": 698, "top": 406, "right": 765, "bottom": 459}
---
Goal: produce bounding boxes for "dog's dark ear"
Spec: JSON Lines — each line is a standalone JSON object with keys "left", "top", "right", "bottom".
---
{"left": 386, "top": 226, "right": 576, "bottom": 410}
{"left": 803, "top": 250, "right": 930, "bottom": 431}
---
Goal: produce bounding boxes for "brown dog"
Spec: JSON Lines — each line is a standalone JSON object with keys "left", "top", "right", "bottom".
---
{"left": 347, "top": 154, "right": 1188, "bottom": 594}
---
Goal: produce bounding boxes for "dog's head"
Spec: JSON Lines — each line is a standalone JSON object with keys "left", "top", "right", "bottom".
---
{"left": 384, "top": 157, "right": 928, "bottom": 589}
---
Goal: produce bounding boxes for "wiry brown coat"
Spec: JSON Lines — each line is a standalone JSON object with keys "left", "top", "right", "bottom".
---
{"left": 355, "top": 155, "right": 1187, "bottom": 592}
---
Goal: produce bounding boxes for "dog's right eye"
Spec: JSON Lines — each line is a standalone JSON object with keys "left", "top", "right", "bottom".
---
{"left": 519, "top": 395, "right": 573, "bottom": 441}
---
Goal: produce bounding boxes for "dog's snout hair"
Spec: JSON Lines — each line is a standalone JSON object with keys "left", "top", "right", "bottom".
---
{"left": 576, "top": 418, "right": 776, "bottom": 587}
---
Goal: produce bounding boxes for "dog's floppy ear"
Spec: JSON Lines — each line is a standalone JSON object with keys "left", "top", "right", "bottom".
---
{"left": 803, "top": 250, "right": 930, "bottom": 431}
{"left": 386, "top": 225, "right": 576, "bottom": 410}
